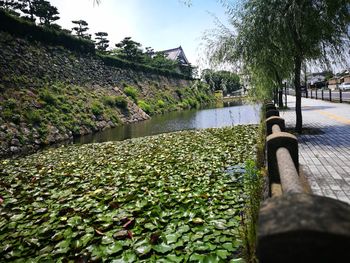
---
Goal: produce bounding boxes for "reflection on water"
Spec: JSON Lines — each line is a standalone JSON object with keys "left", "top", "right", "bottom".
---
{"left": 74, "top": 101, "right": 261, "bottom": 145}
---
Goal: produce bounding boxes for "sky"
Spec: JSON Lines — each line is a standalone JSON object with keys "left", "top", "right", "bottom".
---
{"left": 48, "top": 0, "right": 232, "bottom": 68}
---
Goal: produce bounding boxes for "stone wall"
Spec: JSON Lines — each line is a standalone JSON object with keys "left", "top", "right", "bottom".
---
{"left": 0, "top": 31, "right": 204, "bottom": 158}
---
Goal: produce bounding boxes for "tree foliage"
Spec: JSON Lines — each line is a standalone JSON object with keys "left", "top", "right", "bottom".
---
{"left": 32, "top": 0, "right": 59, "bottom": 26}
{"left": 113, "top": 37, "right": 144, "bottom": 63}
{"left": 18, "top": 0, "right": 36, "bottom": 21}
{"left": 202, "top": 69, "right": 241, "bottom": 94}
{"left": 208, "top": 0, "right": 350, "bottom": 132}
{"left": 72, "top": 19, "right": 90, "bottom": 39}
{"left": 146, "top": 53, "right": 178, "bottom": 71}
{"left": 95, "top": 31, "right": 109, "bottom": 52}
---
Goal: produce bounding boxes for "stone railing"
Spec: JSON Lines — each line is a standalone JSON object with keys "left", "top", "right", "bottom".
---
{"left": 257, "top": 102, "right": 350, "bottom": 262}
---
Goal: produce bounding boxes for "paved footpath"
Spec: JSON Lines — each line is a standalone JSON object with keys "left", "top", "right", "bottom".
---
{"left": 280, "top": 96, "right": 350, "bottom": 204}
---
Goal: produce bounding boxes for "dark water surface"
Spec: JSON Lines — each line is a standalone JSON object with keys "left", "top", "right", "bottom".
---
{"left": 74, "top": 100, "right": 261, "bottom": 145}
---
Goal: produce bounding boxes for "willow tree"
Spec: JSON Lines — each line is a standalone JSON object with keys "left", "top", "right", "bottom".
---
{"left": 208, "top": 0, "right": 350, "bottom": 133}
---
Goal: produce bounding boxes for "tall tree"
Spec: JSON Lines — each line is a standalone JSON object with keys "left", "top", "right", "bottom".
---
{"left": 114, "top": 37, "right": 144, "bottom": 63}
{"left": 33, "top": 0, "right": 59, "bottom": 26}
{"left": 148, "top": 53, "right": 178, "bottom": 71}
{"left": 72, "top": 20, "right": 90, "bottom": 39}
{"left": 18, "top": 0, "right": 36, "bottom": 21}
{"left": 0, "top": 0, "right": 21, "bottom": 11}
{"left": 202, "top": 69, "right": 241, "bottom": 94}
{"left": 94, "top": 32, "right": 109, "bottom": 52}
{"left": 208, "top": 0, "right": 350, "bottom": 133}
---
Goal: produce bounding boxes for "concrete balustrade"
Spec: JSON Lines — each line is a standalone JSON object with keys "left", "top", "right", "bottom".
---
{"left": 266, "top": 131, "right": 299, "bottom": 186}
{"left": 258, "top": 102, "right": 350, "bottom": 262}
{"left": 266, "top": 109, "right": 279, "bottom": 119}
{"left": 266, "top": 116, "right": 285, "bottom": 135}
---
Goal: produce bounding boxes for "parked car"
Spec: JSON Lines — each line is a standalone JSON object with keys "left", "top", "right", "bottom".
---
{"left": 339, "top": 82, "right": 350, "bottom": 91}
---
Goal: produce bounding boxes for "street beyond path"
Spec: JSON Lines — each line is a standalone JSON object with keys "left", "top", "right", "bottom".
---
{"left": 280, "top": 96, "right": 350, "bottom": 204}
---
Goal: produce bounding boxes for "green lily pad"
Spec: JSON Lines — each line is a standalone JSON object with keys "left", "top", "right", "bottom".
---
{"left": 153, "top": 243, "right": 173, "bottom": 254}
{"left": 0, "top": 126, "right": 259, "bottom": 261}
{"left": 135, "top": 243, "right": 152, "bottom": 256}
{"left": 165, "top": 233, "right": 179, "bottom": 244}
{"left": 105, "top": 242, "right": 123, "bottom": 255}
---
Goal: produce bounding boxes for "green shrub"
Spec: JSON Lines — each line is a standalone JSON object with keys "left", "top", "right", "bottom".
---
{"left": 25, "top": 110, "right": 42, "bottom": 125}
{"left": 91, "top": 101, "right": 104, "bottom": 116}
{"left": 99, "top": 54, "right": 193, "bottom": 80}
{"left": 138, "top": 100, "right": 152, "bottom": 114}
{"left": 0, "top": 10, "right": 95, "bottom": 54}
{"left": 2, "top": 109, "right": 13, "bottom": 120}
{"left": 37, "top": 124, "right": 48, "bottom": 136}
{"left": 178, "top": 101, "right": 190, "bottom": 110}
{"left": 114, "top": 96, "right": 128, "bottom": 109}
{"left": 11, "top": 114, "right": 21, "bottom": 124}
{"left": 102, "top": 96, "right": 115, "bottom": 107}
{"left": 60, "top": 103, "right": 71, "bottom": 113}
{"left": 3, "top": 98, "right": 17, "bottom": 110}
{"left": 40, "top": 90, "right": 57, "bottom": 105}
{"left": 156, "top": 99, "right": 165, "bottom": 108}
{"left": 187, "top": 98, "right": 199, "bottom": 109}
{"left": 124, "top": 86, "right": 138, "bottom": 102}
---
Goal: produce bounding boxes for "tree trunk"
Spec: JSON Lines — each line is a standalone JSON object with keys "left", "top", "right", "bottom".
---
{"left": 294, "top": 55, "right": 302, "bottom": 133}
{"left": 278, "top": 88, "right": 283, "bottom": 108}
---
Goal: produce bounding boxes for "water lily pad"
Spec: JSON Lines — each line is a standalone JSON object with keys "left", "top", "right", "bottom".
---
{"left": 135, "top": 243, "right": 152, "bottom": 256}
{"left": 216, "top": 249, "right": 229, "bottom": 259}
{"left": 0, "top": 126, "right": 259, "bottom": 261}
{"left": 165, "top": 233, "right": 179, "bottom": 244}
{"left": 144, "top": 223, "right": 157, "bottom": 230}
{"left": 153, "top": 243, "right": 173, "bottom": 254}
{"left": 105, "top": 242, "right": 123, "bottom": 255}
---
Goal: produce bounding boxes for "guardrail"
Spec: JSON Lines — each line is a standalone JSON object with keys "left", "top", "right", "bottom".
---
{"left": 287, "top": 88, "right": 350, "bottom": 103}
{"left": 257, "top": 102, "right": 350, "bottom": 263}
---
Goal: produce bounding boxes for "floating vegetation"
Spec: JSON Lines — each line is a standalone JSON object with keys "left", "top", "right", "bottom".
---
{"left": 0, "top": 126, "right": 259, "bottom": 262}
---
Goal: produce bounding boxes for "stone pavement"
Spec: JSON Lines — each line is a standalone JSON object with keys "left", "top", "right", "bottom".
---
{"left": 280, "top": 96, "right": 350, "bottom": 204}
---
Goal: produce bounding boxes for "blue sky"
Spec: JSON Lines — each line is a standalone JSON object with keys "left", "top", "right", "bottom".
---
{"left": 49, "top": 0, "right": 231, "bottom": 67}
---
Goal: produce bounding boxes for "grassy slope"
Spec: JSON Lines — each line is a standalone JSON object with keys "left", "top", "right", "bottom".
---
{"left": 0, "top": 83, "right": 128, "bottom": 141}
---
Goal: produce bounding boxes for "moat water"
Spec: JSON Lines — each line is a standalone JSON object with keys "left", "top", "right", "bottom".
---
{"left": 73, "top": 100, "right": 261, "bottom": 145}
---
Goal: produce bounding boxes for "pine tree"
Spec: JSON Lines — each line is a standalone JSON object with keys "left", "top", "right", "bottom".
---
{"left": 18, "top": 0, "right": 36, "bottom": 21}
{"left": 72, "top": 20, "right": 90, "bottom": 39}
{"left": 32, "top": 0, "right": 59, "bottom": 26}
{"left": 0, "top": 0, "right": 22, "bottom": 11}
{"left": 95, "top": 32, "right": 109, "bottom": 52}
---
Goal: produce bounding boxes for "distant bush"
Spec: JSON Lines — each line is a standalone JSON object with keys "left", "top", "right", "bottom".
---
{"left": 138, "top": 100, "right": 152, "bottom": 114}
{"left": 102, "top": 96, "right": 115, "bottom": 107}
{"left": 40, "top": 90, "right": 57, "bottom": 105}
{"left": 91, "top": 101, "right": 104, "bottom": 116}
{"left": 114, "top": 96, "right": 128, "bottom": 109}
{"left": 103, "top": 95, "right": 128, "bottom": 109}
{"left": 156, "top": 99, "right": 165, "bottom": 108}
{"left": 124, "top": 86, "right": 138, "bottom": 102}
{"left": 25, "top": 110, "right": 42, "bottom": 125}
{"left": 0, "top": 10, "right": 95, "bottom": 54}
{"left": 3, "top": 98, "right": 17, "bottom": 110}
{"left": 99, "top": 54, "right": 193, "bottom": 80}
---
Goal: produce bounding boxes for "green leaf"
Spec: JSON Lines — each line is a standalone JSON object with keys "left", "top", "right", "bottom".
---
{"left": 229, "top": 259, "right": 245, "bottom": 263}
{"left": 165, "top": 233, "right": 179, "bottom": 244}
{"left": 144, "top": 223, "right": 157, "bottom": 230}
{"left": 135, "top": 243, "right": 152, "bottom": 256}
{"left": 166, "top": 254, "right": 184, "bottom": 262}
{"left": 101, "top": 236, "right": 114, "bottom": 245}
{"left": 78, "top": 233, "right": 94, "bottom": 247}
{"left": 121, "top": 251, "right": 137, "bottom": 262}
{"left": 216, "top": 249, "right": 229, "bottom": 259}
{"left": 153, "top": 243, "right": 173, "bottom": 254}
{"left": 222, "top": 243, "right": 235, "bottom": 252}
{"left": 105, "top": 242, "right": 123, "bottom": 255}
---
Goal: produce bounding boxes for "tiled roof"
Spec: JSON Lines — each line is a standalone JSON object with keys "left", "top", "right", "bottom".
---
{"left": 159, "top": 46, "right": 190, "bottom": 65}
